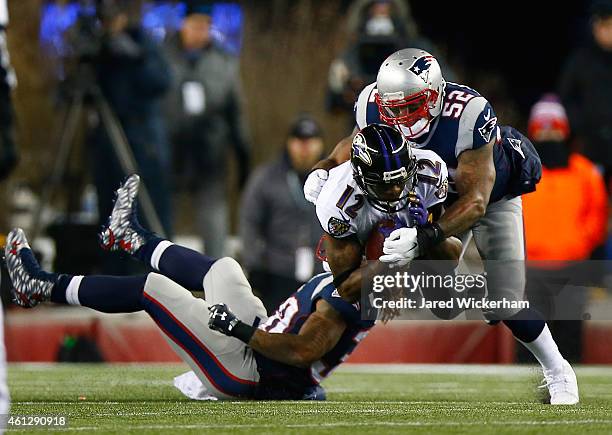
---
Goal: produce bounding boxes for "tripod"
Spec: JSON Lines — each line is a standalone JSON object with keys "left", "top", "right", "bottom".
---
{"left": 30, "top": 63, "right": 166, "bottom": 240}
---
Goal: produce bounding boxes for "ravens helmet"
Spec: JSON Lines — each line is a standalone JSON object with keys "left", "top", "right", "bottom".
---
{"left": 350, "top": 124, "right": 417, "bottom": 212}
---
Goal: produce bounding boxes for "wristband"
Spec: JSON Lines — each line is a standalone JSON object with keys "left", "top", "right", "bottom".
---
{"left": 416, "top": 222, "right": 446, "bottom": 255}
{"left": 231, "top": 320, "right": 257, "bottom": 344}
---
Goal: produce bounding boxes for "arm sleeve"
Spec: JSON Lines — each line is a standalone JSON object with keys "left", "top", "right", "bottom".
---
{"left": 315, "top": 179, "right": 358, "bottom": 239}
{"left": 456, "top": 97, "right": 498, "bottom": 157}
{"left": 318, "top": 287, "right": 361, "bottom": 325}
{"left": 239, "top": 167, "right": 269, "bottom": 271}
{"left": 354, "top": 82, "right": 378, "bottom": 129}
{"left": 417, "top": 151, "right": 449, "bottom": 210}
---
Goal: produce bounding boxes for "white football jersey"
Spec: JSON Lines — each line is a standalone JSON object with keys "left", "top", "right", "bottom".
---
{"left": 316, "top": 148, "right": 448, "bottom": 244}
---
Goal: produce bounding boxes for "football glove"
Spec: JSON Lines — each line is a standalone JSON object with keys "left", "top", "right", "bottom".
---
{"left": 380, "top": 227, "right": 419, "bottom": 268}
{"left": 303, "top": 169, "right": 328, "bottom": 204}
{"left": 208, "top": 303, "right": 256, "bottom": 344}
{"left": 408, "top": 192, "right": 429, "bottom": 226}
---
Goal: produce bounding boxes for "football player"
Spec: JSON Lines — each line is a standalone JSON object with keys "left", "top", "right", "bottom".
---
{"left": 317, "top": 123, "right": 463, "bottom": 324}
{"left": 316, "top": 123, "right": 461, "bottom": 297}
{"left": 6, "top": 175, "right": 373, "bottom": 401}
{"left": 305, "top": 48, "right": 578, "bottom": 405}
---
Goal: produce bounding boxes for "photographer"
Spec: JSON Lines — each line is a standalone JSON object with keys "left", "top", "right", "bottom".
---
{"left": 90, "top": 0, "right": 173, "bottom": 262}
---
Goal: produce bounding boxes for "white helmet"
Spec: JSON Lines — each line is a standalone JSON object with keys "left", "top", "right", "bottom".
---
{"left": 375, "top": 48, "right": 446, "bottom": 138}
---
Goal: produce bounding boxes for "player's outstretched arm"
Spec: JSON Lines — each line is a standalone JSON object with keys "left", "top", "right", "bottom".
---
{"left": 208, "top": 300, "right": 346, "bottom": 368}
{"left": 248, "top": 300, "right": 346, "bottom": 368}
{"left": 435, "top": 140, "right": 496, "bottom": 237}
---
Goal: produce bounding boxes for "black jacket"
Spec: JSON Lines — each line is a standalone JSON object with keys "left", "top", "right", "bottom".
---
{"left": 559, "top": 41, "right": 612, "bottom": 167}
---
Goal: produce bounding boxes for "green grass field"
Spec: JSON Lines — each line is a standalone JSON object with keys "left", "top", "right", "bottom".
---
{"left": 6, "top": 363, "right": 612, "bottom": 434}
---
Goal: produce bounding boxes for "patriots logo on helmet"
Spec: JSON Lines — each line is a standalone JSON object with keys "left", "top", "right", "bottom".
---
{"left": 408, "top": 55, "right": 435, "bottom": 83}
{"left": 352, "top": 133, "right": 372, "bottom": 166}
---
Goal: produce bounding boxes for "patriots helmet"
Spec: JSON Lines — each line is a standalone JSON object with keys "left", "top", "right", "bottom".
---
{"left": 350, "top": 124, "right": 418, "bottom": 212}
{"left": 375, "top": 48, "right": 446, "bottom": 138}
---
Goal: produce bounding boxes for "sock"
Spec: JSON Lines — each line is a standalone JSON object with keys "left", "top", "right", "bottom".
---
{"left": 504, "top": 309, "right": 565, "bottom": 371}
{"left": 51, "top": 274, "right": 147, "bottom": 313}
{"left": 503, "top": 308, "right": 545, "bottom": 342}
{"left": 133, "top": 236, "right": 165, "bottom": 265}
{"left": 50, "top": 275, "right": 73, "bottom": 304}
{"left": 135, "top": 238, "right": 217, "bottom": 291}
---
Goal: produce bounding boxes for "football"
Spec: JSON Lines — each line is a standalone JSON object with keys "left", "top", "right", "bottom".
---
{"left": 365, "top": 218, "right": 406, "bottom": 260}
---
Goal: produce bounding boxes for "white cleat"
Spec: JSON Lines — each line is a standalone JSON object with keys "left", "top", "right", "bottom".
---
{"left": 540, "top": 359, "right": 579, "bottom": 405}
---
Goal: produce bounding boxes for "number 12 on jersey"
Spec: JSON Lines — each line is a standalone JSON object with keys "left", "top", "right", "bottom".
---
{"left": 336, "top": 186, "right": 364, "bottom": 218}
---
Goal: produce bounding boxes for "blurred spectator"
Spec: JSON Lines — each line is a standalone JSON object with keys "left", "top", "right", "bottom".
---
{"left": 0, "top": 0, "right": 13, "bottom": 420}
{"left": 91, "top": 4, "right": 173, "bottom": 244}
{"left": 521, "top": 94, "right": 608, "bottom": 362}
{"left": 0, "top": 2, "right": 16, "bottom": 184}
{"left": 240, "top": 115, "right": 325, "bottom": 313}
{"left": 559, "top": 0, "right": 612, "bottom": 186}
{"left": 327, "top": 0, "right": 455, "bottom": 124}
{"left": 163, "top": 2, "right": 250, "bottom": 257}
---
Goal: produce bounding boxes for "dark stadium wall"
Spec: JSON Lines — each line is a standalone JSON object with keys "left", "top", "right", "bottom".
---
{"left": 410, "top": 0, "right": 592, "bottom": 118}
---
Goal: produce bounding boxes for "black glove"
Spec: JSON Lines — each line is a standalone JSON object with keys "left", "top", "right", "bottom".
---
{"left": 208, "top": 303, "right": 256, "bottom": 344}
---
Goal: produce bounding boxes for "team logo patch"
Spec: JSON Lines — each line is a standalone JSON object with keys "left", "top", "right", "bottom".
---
{"left": 478, "top": 116, "right": 497, "bottom": 142}
{"left": 435, "top": 178, "right": 449, "bottom": 199}
{"left": 328, "top": 217, "right": 351, "bottom": 237}
{"left": 352, "top": 133, "right": 372, "bottom": 166}
{"left": 507, "top": 138, "right": 525, "bottom": 159}
{"left": 408, "top": 55, "right": 435, "bottom": 83}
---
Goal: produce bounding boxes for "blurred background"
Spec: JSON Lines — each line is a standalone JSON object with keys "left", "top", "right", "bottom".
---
{"left": 1, "top": 0, "right": 611, "bottom": 365}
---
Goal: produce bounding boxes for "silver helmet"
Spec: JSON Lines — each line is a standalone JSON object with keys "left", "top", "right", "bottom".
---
{"left": 375, "top": 48, "right": 446, "bottom": 138}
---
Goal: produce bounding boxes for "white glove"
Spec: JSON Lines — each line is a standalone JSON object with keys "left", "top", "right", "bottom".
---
{"left": 380, "top": 227, "right": 419, "bottom": 267}
{"left": 303, "top": 169, "right": 328, "bottom": 205}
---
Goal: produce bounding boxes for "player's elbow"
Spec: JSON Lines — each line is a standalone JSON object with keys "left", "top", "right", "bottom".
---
{"left": 292, "top": 345, "right": 321, "bottom": 368}
{"left": 469, "top": 195, "right": 487, "bottom": 220}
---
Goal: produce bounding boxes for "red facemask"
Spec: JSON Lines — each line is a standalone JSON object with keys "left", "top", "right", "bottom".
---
{"left": 375, "top": 89, "right": 438, "bottom": 137}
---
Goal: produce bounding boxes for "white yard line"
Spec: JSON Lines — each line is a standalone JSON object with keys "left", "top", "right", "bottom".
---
{"left": 7, "top": 420, "right": 612, "bottom": 432}
{"left": 10, "top": 362, "right": 612, "bottom": 376}
{"left": 336, "top": 364, "right": 612, "bottom": 376}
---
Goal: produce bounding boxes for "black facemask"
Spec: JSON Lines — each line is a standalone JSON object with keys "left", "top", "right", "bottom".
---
{"left": 534, "top": 140, "right": 570, "bottom": 169}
